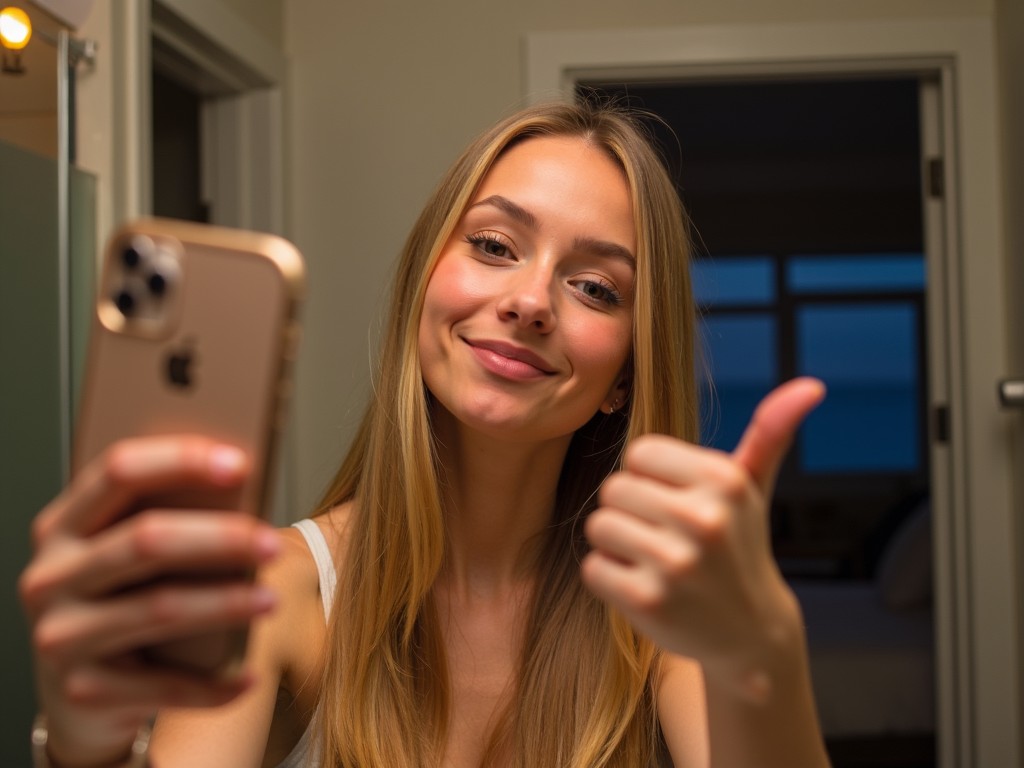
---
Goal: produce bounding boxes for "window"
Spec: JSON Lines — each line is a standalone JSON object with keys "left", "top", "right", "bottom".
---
{"left": 697, "top": 252, "right": 926, "bottom": 476}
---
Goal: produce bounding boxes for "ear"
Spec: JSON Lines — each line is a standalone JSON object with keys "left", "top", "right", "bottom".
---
{"left": 600, "top": 373, "right": 630, "bottom": 415}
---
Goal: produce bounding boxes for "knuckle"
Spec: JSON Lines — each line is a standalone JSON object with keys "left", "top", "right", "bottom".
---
{"left": 100, "top": 442, "right": 137, "bottom": 486}
{"left": 64, "top": 672, "right": 99, "bottom": 705}
{"left": 695, "top": 503, "right": 730, "bottom": 546}
{"left": 130, "top": 513, "right": 168, "bottom": 559}
{"left": 715, "top": 462, "right": 750, "bottom": 501}
{"left": 662, "top": 545, "right": 698, "bottom": 579}
{"left": 583, "top": 510, "right": 611, "bottom": 542}
{"left": 17, "top": 564, "right": 49, "bottom": 609}
{"left": 33, "top": 618, "right": 69, "bottom": 661}
{"left": 624, "top": 436, "right": 656, "bottom": 467}
{"left": 599, "top": 472, "right": 628, "bottom": 504}
{"left": 148, "top": 587, "right": 184, "bottom": 625}
{"left": 631, "top": 581, "right": 665, "bottom": 614}
{"left": 30, "top": 512, "right": 56, "bottom": 551}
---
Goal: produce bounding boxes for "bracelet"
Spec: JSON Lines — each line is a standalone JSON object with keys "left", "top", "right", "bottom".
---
{"left": 32, "top": 714, "right": 151, "bottom": 768}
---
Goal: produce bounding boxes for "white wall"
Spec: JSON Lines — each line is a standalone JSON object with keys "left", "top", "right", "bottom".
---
{"left": 282, "top": 0, "right": 996, "bottom": 515}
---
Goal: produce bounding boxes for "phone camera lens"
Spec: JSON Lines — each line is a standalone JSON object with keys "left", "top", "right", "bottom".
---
{"left": 147, "top": 272, "right": 167, "bottom": 296}
{"left": 114, "top": 289, "right": 136, "bottom": 316}
{"left": 122, "top": 246, "right": 142, "bottom": 269}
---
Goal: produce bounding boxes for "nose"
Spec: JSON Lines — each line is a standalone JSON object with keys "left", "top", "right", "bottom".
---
{"left": 496, "top": 262, "right": 557, "bottom": 332}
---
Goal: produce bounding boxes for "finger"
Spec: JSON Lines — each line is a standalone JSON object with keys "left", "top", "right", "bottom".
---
{"left": 24, "top": 513, "right": 280, "bottom": 605}
{"left": 732, "top": 377, "right": 826, "bottom": 495}
{"left": 581, "top": 551, "right": 665, "bottom": 615}
{"left": 63, "top": 663, "right": 254, "bottom": 711}
{"left": 33, "top": 583, "right": 275, "bottom": 666}
{"left": 37, "top": 436, "right": 249, "bottom": 542}
{"left": 600, "top": 472, "right": 735, "bottom": 540}
{"left": 621, "top": 434, "right": 741, "bottom": 492}
{"left": 586, "top": 506, "right": 700, "bottom": 576}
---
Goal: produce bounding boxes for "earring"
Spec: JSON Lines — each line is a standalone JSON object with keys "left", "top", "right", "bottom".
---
{"left": 607, "top": 398, "right": 620, "bottom": 415}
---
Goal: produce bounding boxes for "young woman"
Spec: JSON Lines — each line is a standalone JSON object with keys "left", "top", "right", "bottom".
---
{"left": 21, "top": 102, "right": 831, "bottom": 767}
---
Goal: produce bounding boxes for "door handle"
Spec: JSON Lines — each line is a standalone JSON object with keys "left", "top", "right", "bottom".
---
{"left": 998, "top": 379, "right": 1024, "bottom": 408}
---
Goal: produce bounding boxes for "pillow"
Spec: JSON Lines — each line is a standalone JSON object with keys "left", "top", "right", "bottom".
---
{"left": 875, "top": 501, "right": 932, "bottom": 611}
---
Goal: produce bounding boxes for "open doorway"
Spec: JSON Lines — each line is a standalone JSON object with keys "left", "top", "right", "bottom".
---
{"left": 578, "top": 77, "right": 936, "bottom": 768}
{"left": 152, "top": 68, "right": 207, "bottom": 222}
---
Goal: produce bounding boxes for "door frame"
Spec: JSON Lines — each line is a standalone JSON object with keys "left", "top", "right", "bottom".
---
{"left": 107, "top": 0, "right": 294, "bottom": 522}
{"left": 526, "top": 17, "right": 1016, "bottom": 768}
{"left": 110, "top": 0, "right": 286, "bottom": 231}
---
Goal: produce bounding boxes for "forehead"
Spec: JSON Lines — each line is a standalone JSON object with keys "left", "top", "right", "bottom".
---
{"left": 469, "top": 135, "right": 635, "bottom": 245}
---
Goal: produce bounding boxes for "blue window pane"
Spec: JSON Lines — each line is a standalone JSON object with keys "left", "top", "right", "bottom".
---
{"left": 797, "top": 304, "right": 919, "bottom": 472}
{"left": 788, "top": 254, "right": 925, "bottom": 294}
{"left": 699, "top": 313, "right": 777, "bottom": 451}
{"left": 691, "top": 256, "right": 776, "bottom": 306}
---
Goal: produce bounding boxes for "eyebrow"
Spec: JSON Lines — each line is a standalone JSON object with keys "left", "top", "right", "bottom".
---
{"left": 470, "top": 195, "right": 538, "bottom": 229}
{"left": 469, "top": 194, "right": 636, "bottom": 267}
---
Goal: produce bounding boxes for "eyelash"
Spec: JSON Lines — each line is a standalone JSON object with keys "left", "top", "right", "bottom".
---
{"left": 575, "top": 278, "right": 623, "bottom": 307}
{"left": 466, "top": 233, "right": 514, "bottom": 260}
{"left": 465, "top": 233, "right": 624, "bottom": 307}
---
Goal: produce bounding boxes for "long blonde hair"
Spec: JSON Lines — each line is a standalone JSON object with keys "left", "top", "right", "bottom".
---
{"left": 313, "top": 101, "right": 698, "bottom": 767}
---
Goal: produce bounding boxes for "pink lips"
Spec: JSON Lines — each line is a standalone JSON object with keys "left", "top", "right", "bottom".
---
{"left": 464, "top": 338, "right": 556, "bottom": 380}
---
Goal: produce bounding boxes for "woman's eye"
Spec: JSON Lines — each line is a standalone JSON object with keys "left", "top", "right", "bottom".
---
{"left": 576, "top": 279, "right": 623, "bottom": 306}
{"left": 466, "top": 234, "right": 512, "bottom": 260}
{"left": 482, "top": 240, "right": 507, "bottom": 257}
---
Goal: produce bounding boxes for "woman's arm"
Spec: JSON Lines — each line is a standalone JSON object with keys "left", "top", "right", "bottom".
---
{"left": 150, "top": 527, "right": 323, "bottom": 768}
{"left": 583, "top": 379, "right": 831, "bottom": 767}
{"left": 656, "top": 601, "right": 828, "bottom": 767}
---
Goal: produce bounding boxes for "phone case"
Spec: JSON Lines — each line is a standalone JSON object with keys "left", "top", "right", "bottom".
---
{"left": 74, "top": 217, "right": 305, "bottom": 677}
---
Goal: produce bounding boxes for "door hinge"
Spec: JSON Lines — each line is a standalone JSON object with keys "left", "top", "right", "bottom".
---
{"left": 933, "top": 404, "right": 950, "bottom": 443}
{"left": 927, "top": 157, "right": 945, "bottom": 199}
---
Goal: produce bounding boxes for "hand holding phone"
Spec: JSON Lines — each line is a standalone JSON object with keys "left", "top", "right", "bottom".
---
{"left": 20, "top": 218, "right": 304, "bottom": 763}
{"left": 72, "top": 218, "right": 304, "bottom": 676}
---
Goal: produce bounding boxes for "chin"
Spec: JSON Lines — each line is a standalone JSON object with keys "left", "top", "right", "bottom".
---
{"left": 439, "top": 398, "right": 593, "bottom": 445}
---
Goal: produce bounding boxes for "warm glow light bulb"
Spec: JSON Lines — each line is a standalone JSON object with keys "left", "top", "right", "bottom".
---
{"left": 0, "top": 6, "right": 32, "bottom": 51}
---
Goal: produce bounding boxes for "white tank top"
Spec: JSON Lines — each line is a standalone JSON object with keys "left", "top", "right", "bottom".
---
{"left": 274, "top": 519, "right": 336, "bottom": 768}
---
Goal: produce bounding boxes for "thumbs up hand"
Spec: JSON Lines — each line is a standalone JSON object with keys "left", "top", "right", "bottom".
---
{"left": 582, "top": 377, "right": 826, "bottom": 701}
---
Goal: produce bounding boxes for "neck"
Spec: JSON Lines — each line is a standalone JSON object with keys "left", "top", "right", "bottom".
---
{"left": 431, "top": 409, "right": 572, "bottom": 600}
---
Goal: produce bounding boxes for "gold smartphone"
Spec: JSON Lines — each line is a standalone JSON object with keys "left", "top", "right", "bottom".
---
{"left": 74, "top": 217, "right": 305, "bottom": 678}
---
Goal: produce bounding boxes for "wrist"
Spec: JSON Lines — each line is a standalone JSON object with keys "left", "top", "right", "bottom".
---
{"left": 704, "top": 587, "right": 807, "bottom": 705}
{"left": 32, "top": 714, "right": 151, "bottom": 768}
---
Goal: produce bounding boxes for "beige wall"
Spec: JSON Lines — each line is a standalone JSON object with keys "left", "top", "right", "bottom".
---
{"left": 216, "top": 0, "right": 283, "bottom": 48}
{"left": 283, "top": 0, "right": 996, "bottom": 514}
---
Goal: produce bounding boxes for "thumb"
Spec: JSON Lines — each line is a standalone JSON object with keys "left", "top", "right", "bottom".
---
{"left": 732, "top": 377, "right": 826, "bottom": 495}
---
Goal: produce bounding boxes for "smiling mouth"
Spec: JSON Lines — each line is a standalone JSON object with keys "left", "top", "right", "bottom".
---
{"left": 463, "top": 338, "right": 557, "bottom": 377}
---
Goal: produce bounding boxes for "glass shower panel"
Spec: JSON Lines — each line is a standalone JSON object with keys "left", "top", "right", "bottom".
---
{"left": 0, "top": 14, "right": 96, "bottom": 765}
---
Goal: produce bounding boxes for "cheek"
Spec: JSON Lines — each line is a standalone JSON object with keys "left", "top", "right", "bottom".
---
{"left": 421, "top": 255, "right": 487, "bottom": 323}
{"left": 418, "top": 255, "right": 481, "bottom": 364}
{"left": 564, "top": 314, "right": 632, "bottom": 384}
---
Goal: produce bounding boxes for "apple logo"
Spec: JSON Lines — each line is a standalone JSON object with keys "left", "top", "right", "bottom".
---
{"left": 165, "top": 341, "right": 197, "bottom": 390}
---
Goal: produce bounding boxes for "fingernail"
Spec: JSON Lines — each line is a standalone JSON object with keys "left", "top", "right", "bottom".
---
{"left": 255, "top": 528, "right": 282, "bottom": 559}
{"left": 209, "top": 446, "right": 246, "bottom": 483}
{"left": 252, "top": 586, "right": 277, "bottom": 612}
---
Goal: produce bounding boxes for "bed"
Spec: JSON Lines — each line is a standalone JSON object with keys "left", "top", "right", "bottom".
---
{"left": 789, "top": 502, "right": 935, "bottom": 766}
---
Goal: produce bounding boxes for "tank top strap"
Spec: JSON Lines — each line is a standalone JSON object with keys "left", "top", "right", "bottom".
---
{"left": 291, "top": 518, "right": 337, "bottom": 619}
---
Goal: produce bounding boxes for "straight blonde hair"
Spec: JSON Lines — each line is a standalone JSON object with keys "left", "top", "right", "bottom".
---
{"left": 313, "top": 101, "right": 699, "bottom": 767}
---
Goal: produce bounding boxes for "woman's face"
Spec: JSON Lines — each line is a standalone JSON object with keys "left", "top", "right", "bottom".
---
{"left": 418, "top": 135, "right": 635, "bottom": 443}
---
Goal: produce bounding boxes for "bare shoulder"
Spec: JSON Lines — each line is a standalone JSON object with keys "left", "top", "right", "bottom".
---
{"left": 265, "top": 503, "right": 352, "bottom": 591}
{"left": 262, "top": 502, "right": 355, "bottom": 664}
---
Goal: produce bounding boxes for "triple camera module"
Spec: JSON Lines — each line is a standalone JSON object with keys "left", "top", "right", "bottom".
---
{"left": 109, "top": 235, "right": 181, "bottom": 322}
{"left": 98, "top": 232, "right": 184, "bottom": 338}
